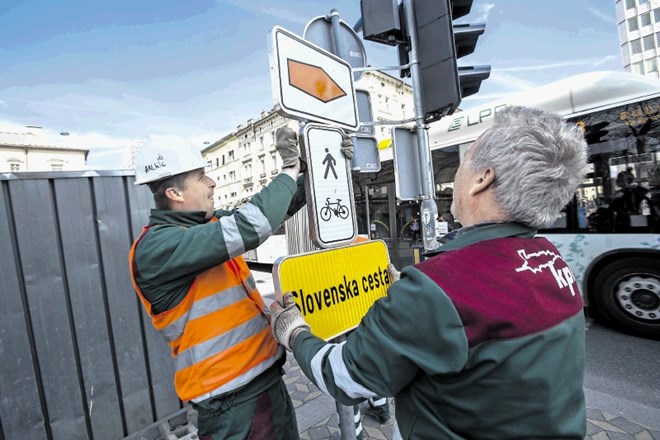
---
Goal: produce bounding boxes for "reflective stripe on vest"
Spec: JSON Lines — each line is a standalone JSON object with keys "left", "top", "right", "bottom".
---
{"left": 128, "top": 223, "right": 282, "bottom": 402}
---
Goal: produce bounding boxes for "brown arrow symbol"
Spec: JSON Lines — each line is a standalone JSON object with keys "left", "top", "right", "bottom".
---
{"left": 287, "top": 59, "right": 347, "bottom": 103}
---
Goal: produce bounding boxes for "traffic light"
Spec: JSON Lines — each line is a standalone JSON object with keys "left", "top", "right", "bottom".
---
{"left": 582, "top": 121, "right": 610, "bottom": 144}
{"left": 412, "top": 0, "right": 490, "bottom": 122}
{"left": 360, "top": 0, "right": 404, "bottom": 45}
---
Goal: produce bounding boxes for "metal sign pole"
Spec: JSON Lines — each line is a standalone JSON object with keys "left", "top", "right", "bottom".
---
{"left": 329, "top": 9, "right": 344, "bottom": 60}
{"left": 330, "top": 13, "right": 358, "bottom": 439}
{"left": 401, "top": 0, "right": 439, "bottom": 252}
{"left": 331, "top": 334, "right": 357, "bottom": 440}
{"left": 320, "top": 12, "right": 357, "bottom": 439}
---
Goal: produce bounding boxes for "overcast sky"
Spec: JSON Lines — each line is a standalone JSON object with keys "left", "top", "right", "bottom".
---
{"left": 0, "top": 0, "right": 621, "bottom": 169}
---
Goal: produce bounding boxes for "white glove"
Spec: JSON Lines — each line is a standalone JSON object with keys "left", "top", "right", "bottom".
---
{"left": 388, "top": 263, "right": 400, "bottom": 283}
{"left": 341, "top": 134, "right": 354, "bottom": 160}
{"left": 270, "top": 293, "right": 310, "bottom": 351}
{"left": 275, "top": 127, "right": 299, "bottom": 168}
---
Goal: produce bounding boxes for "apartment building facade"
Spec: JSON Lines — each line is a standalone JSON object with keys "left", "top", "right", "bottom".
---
{"left": 617, "top": 0, "right": 660, "bottom": 77}
{"left": 203, "top": 70, "right": 413, "bottom": 210}
{"left": 0, "top": 129, "right": 88, "bottom": 172}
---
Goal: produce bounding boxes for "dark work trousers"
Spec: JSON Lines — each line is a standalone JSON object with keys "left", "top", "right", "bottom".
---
{"left": 195, "top": 376, "right": 299, "bottom": 440}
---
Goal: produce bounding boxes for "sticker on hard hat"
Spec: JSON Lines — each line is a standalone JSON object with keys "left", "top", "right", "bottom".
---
{"left": 144, "top": 154, "right": 166, "bottom": 175}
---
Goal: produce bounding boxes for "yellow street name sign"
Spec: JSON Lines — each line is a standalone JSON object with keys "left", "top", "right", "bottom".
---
{"left": 273, "top": 240, "right": 392, "bottom": 341}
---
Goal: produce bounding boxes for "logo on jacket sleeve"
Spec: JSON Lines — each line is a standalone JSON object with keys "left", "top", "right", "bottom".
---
{"left": 515, "top": 248, "right": 577, "bottom": 296}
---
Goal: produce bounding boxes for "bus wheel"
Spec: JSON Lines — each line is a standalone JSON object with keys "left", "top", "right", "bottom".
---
{"left": 593, "top": 257, "right": 660, "bottom": 339}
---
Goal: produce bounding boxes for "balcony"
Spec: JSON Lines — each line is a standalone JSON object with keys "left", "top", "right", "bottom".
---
{"left": 243, "top": 177, "right": 253, "bottom": 189}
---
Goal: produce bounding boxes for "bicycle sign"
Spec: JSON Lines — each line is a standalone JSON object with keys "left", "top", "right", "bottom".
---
{"left": 320, "top": 198, "right": 349, "bottom": 221}
{"left": 300, "top": 123, "right": 357, "bottom": 248}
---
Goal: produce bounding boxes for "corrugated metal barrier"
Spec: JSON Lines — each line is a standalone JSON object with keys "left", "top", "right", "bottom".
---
{"left": 0, "top": 171, "right": 182, "bottom": 440}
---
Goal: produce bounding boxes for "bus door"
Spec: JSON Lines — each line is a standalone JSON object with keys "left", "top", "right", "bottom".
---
{"left": 365, "top": 182, "right": 402, "bottom": 267}
{"left": 365, "top": 182, "right": 422, "bottom": 268}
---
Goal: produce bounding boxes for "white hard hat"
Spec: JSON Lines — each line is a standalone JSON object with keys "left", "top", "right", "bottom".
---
{"left": 134, "top": 135, "right": 206, "bottom": 185}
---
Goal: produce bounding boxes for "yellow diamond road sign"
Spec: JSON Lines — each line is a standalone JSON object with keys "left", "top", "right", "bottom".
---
{"left": 273, "top": 240, "right": 392, "bottom": 341}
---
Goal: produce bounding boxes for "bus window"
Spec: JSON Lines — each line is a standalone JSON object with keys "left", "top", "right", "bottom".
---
{"left": 432, "top": 145, "right": 461, "bottom": 232}
{"left": 542, "top": 98, "right": 660, "bottom": 235}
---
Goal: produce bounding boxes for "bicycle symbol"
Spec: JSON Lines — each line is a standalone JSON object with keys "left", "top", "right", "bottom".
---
{"left": 320, "top": 198, "right": 349, "bottom": 221}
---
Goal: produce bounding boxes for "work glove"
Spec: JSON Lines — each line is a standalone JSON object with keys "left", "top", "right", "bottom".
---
{"left": 270, "top": 293, "right": 310, "bottom": 351}
{"left": 388, "top": 263, "right": 400, "bottom": 283}
{"left": 341, "top": 134, "right": 354, "bottom": 160}
{"left": 275, "top": 127, "right": 299, "bottom": 168}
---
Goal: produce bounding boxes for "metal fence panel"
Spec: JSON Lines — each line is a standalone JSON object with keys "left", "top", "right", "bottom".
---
{"left": 12, "top": 178, "right": 90, "bottom": 439}
{"left": 0, "top": 180, "right": 48, "bottom": 439}
{"left": 93, "top": 177, "right": 153, "bottom": 434}
{"left": 0, "top": 172, "right": 179, "bottom": 440}
{"left": 53, "top": 178, "right": 124, "bottom": 440}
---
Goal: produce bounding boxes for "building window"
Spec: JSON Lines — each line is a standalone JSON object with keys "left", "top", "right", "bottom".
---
{"left": 641, "top": 12, "right": 652, "bottom": 27}
{"left": 631, "top": 38, "right": 643, "bottom": 54}
{"left": 628, "top": 16, "right": 639, "bottom": 32}
{"left": 639, "top": 0, "right": 649, "bottom": 4}
{"left": 229, "top": 171, "right": 236, "bottom": 180}
{"left": 654, "top": 8, "right": 660, "bottom": 23}
{"left": 622, "top": 41, "right": 631, "bottom": 65}
{"left": 644, "top": 57, "right": 658, "bottom": 72}
{"left": 632, "top": 60, "right": 645, "bottom": 74}
{"left": 643, "top": 34, "right": 655, "bottom": 51}
{"left": 625, "top": 0, "right": 635, "bottom": 9}
{"left": 228, "top": 150, "right": 234, "bottom": 160}
{"left": 656, "top": 32, "right": 660, "bottom": 46}
{"left": 216, "top": 157, "right": 219, "bottom": 167}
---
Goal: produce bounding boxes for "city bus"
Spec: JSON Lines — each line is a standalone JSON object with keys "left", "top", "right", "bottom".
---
{"left": 350, "top": 70, "right": 660, "bottom": 339}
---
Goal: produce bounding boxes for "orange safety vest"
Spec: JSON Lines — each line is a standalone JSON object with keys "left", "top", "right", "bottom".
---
{"left": 128, "top": 223, "right": 282, "bottom": 403}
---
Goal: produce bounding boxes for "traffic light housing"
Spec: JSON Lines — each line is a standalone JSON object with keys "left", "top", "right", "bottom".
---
{"left": 359, "top": 0, "right": 490, "bottom": 123}
{"left": 361, "top": 0, "right": 404, "bottom": 45}
{"left": 412, "top": 0, "right": 490, "bottom": 122}
{"left": 582, "top": 121, "right": 610, "bottom": 144}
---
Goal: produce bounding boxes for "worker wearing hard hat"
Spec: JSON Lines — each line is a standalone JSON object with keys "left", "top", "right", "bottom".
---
{"left": 128, "top": 128, "right": 352, "bottom": 439}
